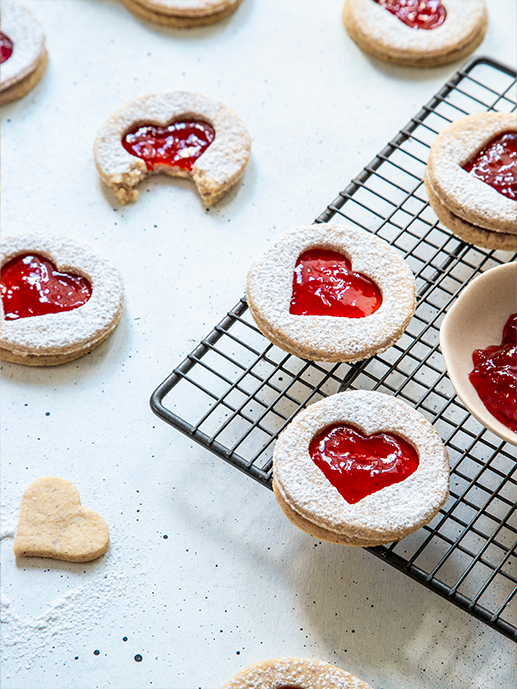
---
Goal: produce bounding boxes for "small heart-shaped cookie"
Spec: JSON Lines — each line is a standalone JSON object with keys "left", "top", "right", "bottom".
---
{"left": 14, "top": 477, "right": 109, "bottom": 562}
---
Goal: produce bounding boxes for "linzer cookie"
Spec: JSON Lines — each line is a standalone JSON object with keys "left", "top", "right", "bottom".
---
{"left": 273, "top": 391, "right": 449, "bottom": 546}
{"left": 342, "top": 0, "right": 488, "bottom": 68}
{"left": 425, "top": 112, "right": 517, "bottom": 251}
{"left": 14, "top": 477, "right": 110, "bottom": 562}
{"left": 0, "top": 234, "right": 124, "bottom": 366}
{"left": 221, "top": 657, "right": 373, "bottom": 689}
{"left": 120, "top": 0, "right": 243, "bottom": 27}
{"left": 0, "top": 0, "right": 47, "bottom": 105}
{"left": 94, "top": 91, "right": 251, "bottom": 206}
{"left": 246, "top": 223, "right": 416, "bottom": 362}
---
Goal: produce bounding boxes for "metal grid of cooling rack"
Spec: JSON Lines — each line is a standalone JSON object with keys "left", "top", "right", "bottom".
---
{"left": 151, "top": 56, "right": 517, "bottom": 640}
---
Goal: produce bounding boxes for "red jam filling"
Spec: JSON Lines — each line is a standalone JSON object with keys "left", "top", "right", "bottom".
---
{"left": 290, "top": 249, "right": 382, "bottom": 318}
{"left": 0, "top": 254, "right": 92, "bottom": 320}
{"left": 0, "top": 32, "right": 14, "bottom": 64}
{"left": 374, "top": 0, "right": 446, "bottom": 30}
{"left": 122, "top": 120, "right": 215, "bottom": 172}
{"left": 463, "top": 132, "right": 517, "bottom": 201}
{"left": 469, "top": 313, "right": 517, "bottom": 433}
{"left": 309, "top": 423, "right": 419, "bottom": 504}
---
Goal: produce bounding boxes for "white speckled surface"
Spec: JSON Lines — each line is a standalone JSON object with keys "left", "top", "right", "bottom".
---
{"left": 1, "top": 1, "right": 516, "bottom": 688}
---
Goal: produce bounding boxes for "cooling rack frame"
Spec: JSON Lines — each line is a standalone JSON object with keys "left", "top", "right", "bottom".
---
{"left": 151, "top": 56, "right": 517, "bottom": 641}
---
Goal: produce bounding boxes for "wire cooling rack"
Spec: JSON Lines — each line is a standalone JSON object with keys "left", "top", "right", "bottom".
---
{"left": 151, "top": 56, "right": 517, "bottom": 640}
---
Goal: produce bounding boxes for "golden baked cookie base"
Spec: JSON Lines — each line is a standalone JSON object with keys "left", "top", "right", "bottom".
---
{"left": 0, "top": 49, "right": 48, "bottom": 106}
{"left": 342, "top": 4, "right": 487, "bottom": 68}
{"left": 14, "top": 477, "right": 109, "bottom": 562}
{"left": 425, "top": 173, "right": 517, "bottom": 252}
{"left": 0, "top": 328, "right": 115, "bottom": 367}
{"left": 273, "top": 479, "right": 384, "bottom": 547}
{"left": 120, "top": 0, "right": 241, "bottom": 27}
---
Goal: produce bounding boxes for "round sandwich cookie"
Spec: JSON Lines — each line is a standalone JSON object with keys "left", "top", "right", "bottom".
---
{"left": 425, "top": 112, "right": 517, "bottom": 251}
{"left": 246, "top": 223, "right": 416, "bottom": 363}
{"left": 221, "top": 657, "right": 373, "bottom": 689}
{"left": 119, "top": 0, "right": 244, "bottom": 27}
{"left": 273, "top": 391, "right": 449, "bottom": 546}
{"left": 94, "top": 91, "right": 251, "bottom": 206}
{"left": 0, "top": 0, "right": 48, "bottom": 105}
{"left": 0, "top": 234, "right": 125, "bottom": 366}
{"left": 342, "top": 0, "right": 488, "bottom": 68}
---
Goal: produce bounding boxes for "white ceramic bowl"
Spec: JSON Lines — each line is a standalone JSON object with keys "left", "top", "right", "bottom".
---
{"left": 440, "top": 262, "right": 517, "bottom": 446}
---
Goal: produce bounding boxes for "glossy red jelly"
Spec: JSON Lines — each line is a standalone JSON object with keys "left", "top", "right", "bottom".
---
{"left": 122, "top": 120, "right": 215, "bottom": 172}
{"left": 374, "top": 0, "right": 446, "bottom": 30}
{"left": 469, "top": 313, "right": 517, "bottom": 433}
{"left": 309, "top": 423, "right": 419, "bottom": 504}
{"left": 0, "top": 32, "right": 14, "bottom": 64}
{"left": 290, "top": 249, "right": 382, "bottom": 318}
{"left": 463, "top": 132, "right": 517, "bottom": 201}
{"left": 0, "top": 254, "right": 92, "bottom": 320}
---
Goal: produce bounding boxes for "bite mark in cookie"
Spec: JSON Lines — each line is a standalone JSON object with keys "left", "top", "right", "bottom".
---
{"left": 273, "top": 391, "right": 449, "bottom": 546}
{"left": 246, "top": 223, "right": 416, "bottom": 362}
{"left": 0, "top": 234, "right": 125, "bottom": 366}
{"left": 0, "top": 0, "right": 47, "bottom": 105}
{"left": 425, "top": 112, "right": 517, "bottom": 251}
{"left": 94, "top": 91, "right": 251, "bottom": 206}
{"left": 14, "top": 477, "right": 109, "bottom": 563}
{"left": 342, "top": 0, "right": 487, "bottom": 68}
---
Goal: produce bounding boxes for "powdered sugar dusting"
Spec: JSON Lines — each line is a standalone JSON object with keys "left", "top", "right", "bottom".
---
{"left": 246, "top": 223, "right": 416, "bottom": 362}
{"left": 274, "top": 391, "right": 449, "bottom": 543}
{"left": 1, "top": 515, "right": 147, "bottom": 676}
{"left": 221, "top": 657, "right": 373, "bottom": 689}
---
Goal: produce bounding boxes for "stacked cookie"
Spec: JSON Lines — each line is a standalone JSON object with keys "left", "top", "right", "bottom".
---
{"left": 273, "top": 391, "right": 450, "bottom": 547}
{"left": 342, "top": 0, "right": 488, "bottom": 68}
{"left": 425, "top": 112, "right": 517, "bottom": 251}
{"left": 246, "top": 223, "right": 416, "bottom": 362}
{"left": 0, "top": 0, "right": 47, "bottom": 105}
{"left": 222, "top": 657, "right": 373, "bottom": 689}
{"left": 119, "top": 0, "right": 243, "bottom": 27}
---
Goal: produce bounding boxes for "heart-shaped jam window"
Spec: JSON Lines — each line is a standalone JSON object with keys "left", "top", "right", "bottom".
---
{"left": 122, "top": 120, "right": 215, "bottom": 172}
{"left": 289, "top": 248, "right": 382, "bottom": 318}
{"left": 309, "top": 423, "right": 419, "bottom": 504}
{"left": 0, "top": 32, "right": 13, "bottom": 64}
{"left": 374, "top": 0, "right": 446, "bottom": 30}
{"left": 463, "top": 132, "right": 517, "bottom": 201}
{"left": 1, "top": 253, "right": 92, "bottom": 320}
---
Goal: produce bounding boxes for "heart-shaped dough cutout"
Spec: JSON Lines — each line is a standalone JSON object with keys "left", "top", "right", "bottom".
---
{"left": 309, "top": 423, "right": 419, "bottom": 504}
{"left": 290, "top": 248, "right": 382, "bottom": 318}
{"left": 14, "top": 477, "right": 109, "bottom": 562}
